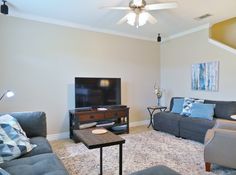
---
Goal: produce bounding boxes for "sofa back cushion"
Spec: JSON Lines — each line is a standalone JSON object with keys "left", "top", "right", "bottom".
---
{"left": 170, "top": 98, "right": 236, "bottom": 120}
{"left": 204, "top": 100, "right": 236, "bottom": 120}
{"left": 0, "top": 112, "right": 46, "bottom": 138}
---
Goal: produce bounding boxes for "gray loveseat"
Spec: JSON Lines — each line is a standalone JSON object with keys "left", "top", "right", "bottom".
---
{"left": 0, "top": 112, "right": 69, "bottom": 175}
{"left": 153, "top": 97, "right": 236, "bottom": 143}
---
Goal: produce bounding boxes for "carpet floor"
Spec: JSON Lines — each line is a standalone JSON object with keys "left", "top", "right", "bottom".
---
{"left": 52, "top": 130, "right": 236, "bottom": 175}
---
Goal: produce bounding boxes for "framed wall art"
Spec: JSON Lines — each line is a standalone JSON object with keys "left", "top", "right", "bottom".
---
{"left": 191, "top": 61, "right": 219, "bottom": 91}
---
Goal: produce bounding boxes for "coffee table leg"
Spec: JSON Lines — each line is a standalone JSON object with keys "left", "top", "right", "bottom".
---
{"left": 100, "top": 147, "right": 103, "bottom": 175}
{"left": 119, "top": 144, "right": 123, "bottom": 175}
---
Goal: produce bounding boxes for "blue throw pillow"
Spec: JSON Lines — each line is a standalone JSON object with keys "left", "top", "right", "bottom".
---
{"left": 171, "top": 99, "right": 184, "bottom": 113}
{"left": 190, "top": 103, "right": 215, "bottom": 120}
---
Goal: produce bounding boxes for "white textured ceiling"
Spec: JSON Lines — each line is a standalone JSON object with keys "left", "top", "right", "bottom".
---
{"left": 5, "top": 0, "right": 236, "bottom": 41}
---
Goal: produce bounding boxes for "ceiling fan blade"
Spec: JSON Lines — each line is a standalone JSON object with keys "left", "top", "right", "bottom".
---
{"left": 100, "top": 6, "right": 130, "bottom": 10}
{"left": 117, "top": 14, "right": 129, "bottom": 25}
{"left": 145, "top": 2, "right": 178, "bottom": 11}
{"left": 146, "top": 13, "right": 157, "bottom": 24}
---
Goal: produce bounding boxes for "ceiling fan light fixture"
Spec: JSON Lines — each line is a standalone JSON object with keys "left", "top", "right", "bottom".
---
{"left": 107, "top": 0, "right": 177, "bottom": 28}
{"left": 139, "top": 12, "right": 148, "bottom": 26}
{"left": 127, "top": 12, "right": 136, "bottom": 26}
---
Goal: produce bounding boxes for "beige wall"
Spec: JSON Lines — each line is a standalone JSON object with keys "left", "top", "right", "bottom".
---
{"left": 210, "top": 17, "right": 236, "bottom": 49}
{"left": 0, "top": 16, "right": 160, "bottom": 135}
{"left": 160, "top": 29, "right": 236, "bottom": 106}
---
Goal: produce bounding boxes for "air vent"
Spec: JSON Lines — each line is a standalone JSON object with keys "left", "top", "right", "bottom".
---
{"left": 195, "top": 14, "right": 212, "bottom": 21}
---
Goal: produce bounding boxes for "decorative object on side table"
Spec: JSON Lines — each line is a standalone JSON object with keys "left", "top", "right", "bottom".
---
{"left": 0, "top": 90, "right": 14, "bottom": 102}
{"left": 147, "top": 106, "right": 167, "bottom": 128}
{"left": 154, "top": 83, "right": 163, "bottom": 106}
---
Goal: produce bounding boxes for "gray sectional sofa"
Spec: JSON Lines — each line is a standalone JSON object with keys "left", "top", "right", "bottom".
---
{"left": 153, "top": 97, "right": 236, "bottom": 143}
{"left": 0, "top": 112, "right": 69, "bottom": 175}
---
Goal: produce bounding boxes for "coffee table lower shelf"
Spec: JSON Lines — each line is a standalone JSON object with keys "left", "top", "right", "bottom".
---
{"left": 73, "top": 128, "right": 125, "bottom": 175}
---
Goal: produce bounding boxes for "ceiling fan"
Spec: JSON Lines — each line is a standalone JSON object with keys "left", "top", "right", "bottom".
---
{"left": 103, "top": 0, "right": 177, "bottom": 28}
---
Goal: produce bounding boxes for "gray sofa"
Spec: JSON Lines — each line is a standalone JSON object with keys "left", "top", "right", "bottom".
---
{"left": 153, "top": 97, "right": 236, "bottom": 143}
{"left": 0, "top": 112, "right": 69, "bottom": 175}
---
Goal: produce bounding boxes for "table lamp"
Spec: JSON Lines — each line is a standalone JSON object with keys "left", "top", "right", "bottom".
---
{"left": 0, "top": 90, "right": 15, "bottom": 101}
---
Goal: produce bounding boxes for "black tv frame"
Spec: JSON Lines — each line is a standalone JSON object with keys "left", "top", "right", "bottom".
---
{"left": 75, "top": 77, "right": 121, "bottom": 109}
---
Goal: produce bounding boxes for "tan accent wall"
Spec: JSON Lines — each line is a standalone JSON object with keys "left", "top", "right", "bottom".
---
{"left": 210, "top": 17, "right": 236, "bottom": 49}
{"left": 0, "top": 16, "right": 160, "bottom": 135}
{"left": 160, "top": 29, "right": 236, "bottom": 106}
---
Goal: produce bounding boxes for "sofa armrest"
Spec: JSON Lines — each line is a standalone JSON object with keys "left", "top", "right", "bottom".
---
{"left": 204, "top": 129, "right": 215, "bottom": 144}
{"left": 205, "top": 128, "right": 236, "bottom": 145}
{"left": 214, "top": 119, "right": 236, "bottom": 131}
{"left": 0, "top": 111, "right": 47, "bottom": 138}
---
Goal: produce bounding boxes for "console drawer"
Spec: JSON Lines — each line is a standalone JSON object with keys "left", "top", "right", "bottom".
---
{"left": 104, "top": 112, "right": 115, "bottom": 119}
{"left": 118, "top": 110, "right": 127, "bottom": 117}
{"left": 79, "top": 113, "right": 104, "bottom": 122}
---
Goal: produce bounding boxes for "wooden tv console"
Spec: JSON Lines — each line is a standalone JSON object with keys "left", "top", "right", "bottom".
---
{"left": 69, "top": 106, "right": 129, "bottom": 140}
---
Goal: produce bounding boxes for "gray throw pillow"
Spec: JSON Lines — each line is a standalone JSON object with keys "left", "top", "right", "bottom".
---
{"left": 0, "top": 114, "right": 36, "bottom": 163}
{"left": 0, "top": 168, "right": 10, "bottom": 175}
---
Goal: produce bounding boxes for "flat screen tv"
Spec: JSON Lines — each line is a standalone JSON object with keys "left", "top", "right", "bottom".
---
{"left": 75, "top": 77, "right": 121, "bottom": 108}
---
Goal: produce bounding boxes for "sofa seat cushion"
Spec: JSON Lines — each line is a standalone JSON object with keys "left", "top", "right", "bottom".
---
{"left": 20, "top": 137, "right": 52, "bottom": 158}
{"left": 179, "top": 117, "right": 215, "bottom": 143}
{"left": 153, "top": 112, "right": 183, "bottom": 137}
{"left": 0, "top": 153, "right": 69, "bottom": 175}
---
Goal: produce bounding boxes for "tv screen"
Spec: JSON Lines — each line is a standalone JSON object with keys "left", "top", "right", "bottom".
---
{"left": 75, "top": 77, "right": 121, "bottom": 108}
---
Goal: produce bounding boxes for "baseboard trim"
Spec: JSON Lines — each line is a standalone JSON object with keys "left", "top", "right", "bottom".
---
{"left": 129, "top": 120, "right": 149, "bottom": 127}
{"left": 47, "top": 132, "right": 69, "bottom": 141}
{"left": 47, "top": 120, "right": 149, "bottom": 141}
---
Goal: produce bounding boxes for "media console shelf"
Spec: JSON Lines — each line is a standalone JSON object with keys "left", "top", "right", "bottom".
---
{"left": 69, "top": 106, "right": 129, "bottom": 141}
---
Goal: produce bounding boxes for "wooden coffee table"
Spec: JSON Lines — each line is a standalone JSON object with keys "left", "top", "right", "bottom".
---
{"left": 73, "top": 128, "right": 125, "bottom": 175}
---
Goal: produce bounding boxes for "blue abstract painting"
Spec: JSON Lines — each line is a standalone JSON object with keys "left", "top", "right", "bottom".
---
{"left": 191, "top": 61, "right": 219, "bottom": 91}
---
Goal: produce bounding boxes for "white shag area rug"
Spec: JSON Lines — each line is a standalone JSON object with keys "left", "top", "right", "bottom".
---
{"left": 52, "top": 130, "right": 236, "bottom": 175}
